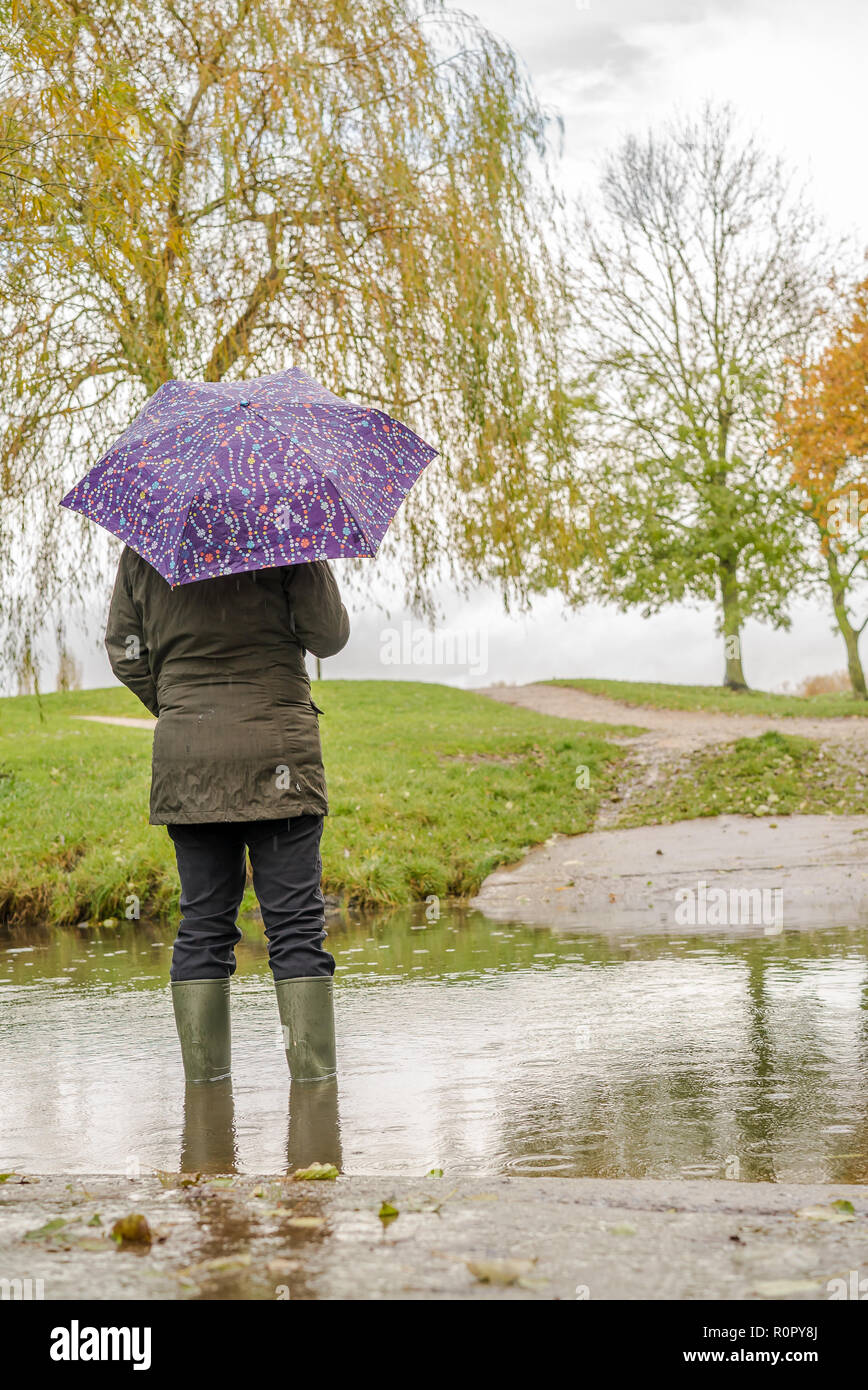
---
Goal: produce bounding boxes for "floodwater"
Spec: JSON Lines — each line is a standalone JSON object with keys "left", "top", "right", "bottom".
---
{"left": 2, "top": 907, "right": 868, "bottom": 1182}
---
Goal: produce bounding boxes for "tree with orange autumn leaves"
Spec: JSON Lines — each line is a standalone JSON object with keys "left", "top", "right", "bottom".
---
{"left": 773, "top": 279, "right": 868, "bottom": 697}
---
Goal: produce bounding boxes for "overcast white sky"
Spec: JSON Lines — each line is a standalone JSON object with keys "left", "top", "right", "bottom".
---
{"left": 72, "top": 0, "right": 868, "bottom": 695}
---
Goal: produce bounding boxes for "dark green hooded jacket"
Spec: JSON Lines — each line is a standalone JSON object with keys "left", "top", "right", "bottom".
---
{"left": 105, "top": 546, "right": 349, "bottom": 825}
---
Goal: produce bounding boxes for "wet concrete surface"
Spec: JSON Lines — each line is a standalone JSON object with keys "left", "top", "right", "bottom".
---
{"left": 471, "top": 814, "right": 868, "bottom": 930}
{"left": 2, "top": 1172, "right": 867, "bottom": 1301}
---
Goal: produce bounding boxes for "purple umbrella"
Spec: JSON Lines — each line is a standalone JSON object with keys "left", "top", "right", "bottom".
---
{"left": 61, "top": 367, "right": 437, "bottom": 586}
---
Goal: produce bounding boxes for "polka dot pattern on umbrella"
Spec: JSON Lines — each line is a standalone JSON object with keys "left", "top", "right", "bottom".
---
{"left": 61, "top": 368, "right": 438, "bottom": 586}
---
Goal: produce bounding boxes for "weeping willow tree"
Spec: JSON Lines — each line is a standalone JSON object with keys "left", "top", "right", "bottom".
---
{"left": 0, "top": 0, "right": 571, "bottom": 679}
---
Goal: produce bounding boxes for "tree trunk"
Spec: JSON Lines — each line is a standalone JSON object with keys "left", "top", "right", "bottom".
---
{"left": 826, "top": 551, "right": 867, "bottom": 698}
{"left": 718, "top": 559, "right": 749, "bottom": 691}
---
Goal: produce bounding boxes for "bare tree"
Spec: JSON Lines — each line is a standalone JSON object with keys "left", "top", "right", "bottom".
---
{"left": 563, "top": 104, "right": 833, "bottom": 689}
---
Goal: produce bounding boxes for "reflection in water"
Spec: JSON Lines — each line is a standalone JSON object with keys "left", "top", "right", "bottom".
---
{"left": 287, "top": 1080, "right": 342, "bottom": 1173}
{"left": 178, "top": 1076, "right": 342, "bottom": 1176}
{"left": 1, "top": 907, "right": 867, "bottom": 1182}
{"left": 181, "top": 1079, "right": 237, "bottom": 1174}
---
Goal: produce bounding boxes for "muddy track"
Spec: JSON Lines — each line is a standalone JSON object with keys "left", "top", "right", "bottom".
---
{"left": 478, "top": 683, "right": 868, "bottom": 828}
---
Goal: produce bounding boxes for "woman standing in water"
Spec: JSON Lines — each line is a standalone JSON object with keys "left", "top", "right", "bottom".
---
{"left": 105, "top": 546, "right": 349, "bottom": 1085}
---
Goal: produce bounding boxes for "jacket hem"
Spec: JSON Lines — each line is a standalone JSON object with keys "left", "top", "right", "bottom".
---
{"left": 150, "top": 804, "right": 329, "bottom": 826}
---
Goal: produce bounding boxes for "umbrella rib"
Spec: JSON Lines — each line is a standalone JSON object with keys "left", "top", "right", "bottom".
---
{"left": 250, "top": 411, "right": 378, "bottom": 555}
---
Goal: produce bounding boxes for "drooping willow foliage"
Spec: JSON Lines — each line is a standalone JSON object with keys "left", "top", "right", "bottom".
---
{"left": 0, "top": 0, "right": 574, "bottom": 680}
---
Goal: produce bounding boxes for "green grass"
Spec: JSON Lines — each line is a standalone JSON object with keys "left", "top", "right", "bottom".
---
{"left": 0, "top": 681, "right": 625, "bottom": 927}
{"left": 548, "top": 677, "right": 868, "bottom": 719}
{"left": 619, "top": 731, "right": 868, "bottom": 826}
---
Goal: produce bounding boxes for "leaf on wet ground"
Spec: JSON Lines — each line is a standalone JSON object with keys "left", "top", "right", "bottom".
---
{"left": 378, "top": 1201, "right": 399, "bottom": 1224}
{"left": 754, "top": 1279, "right": 822, "bottom": 1297}
{"left": 23, "top": 1217, "right": 68, "bottom": 1241}
{"left": 66, "top": 1235, "right": 110, "bottom": 1253}
{"left": 111, "top": 1213, "right": 153, "bottom": 1245}
{"left": 466, "top": 1257, "right": 538, "bottom": 1285}
{"left": 284, "top": 1215, "right": 325, "bottom": 1229}
{"left": 254, "top": 1183, "right": 289, "bottom": 1203}
{"left": 156, "top": 1170, "right": 202, "bottom": 1189}
{"left": 184, "top": 1253, "right": 252, "bottom": 1276}
{"left": 795, "top": 1204, "right": 856, "bottom": 1223}
{"left": 266, "top": 1258, "right": 302, "bottom": 1277}
{"left": 290, "top": 1163, "right": 339, "bottom": 1181}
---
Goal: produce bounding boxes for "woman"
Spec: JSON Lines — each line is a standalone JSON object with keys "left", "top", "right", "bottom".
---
{"left": 105, "top": 545, "right": 350, "bottom": 1085}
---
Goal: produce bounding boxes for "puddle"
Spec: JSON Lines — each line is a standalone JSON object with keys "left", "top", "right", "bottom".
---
{"left": 1, "top": 908, "right": 867, "bottom": 1182}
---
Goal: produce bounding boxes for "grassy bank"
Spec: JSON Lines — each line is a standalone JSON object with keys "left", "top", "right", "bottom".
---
{"left": 618, "top": 730, "right": 868, "bottom": 826}
{"left": 0, "top": 681, "right": 626, "bottom": 928}
{"left": 549, "top": 677, "right": 868, "bottom": 719}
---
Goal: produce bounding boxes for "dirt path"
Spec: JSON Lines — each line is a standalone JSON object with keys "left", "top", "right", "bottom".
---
{"left": 73, "top": 714, "right": 156, "bottom": 730}
{"left": 479, "top": 681, "right": 868, "bottom": 749}
{"left": 479, "top": 683, "right": 868, "bottom": 828}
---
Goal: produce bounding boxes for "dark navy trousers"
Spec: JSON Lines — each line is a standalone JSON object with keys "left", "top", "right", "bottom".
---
{"left": 167, "top": 815, "right": 334, "bottom": 982}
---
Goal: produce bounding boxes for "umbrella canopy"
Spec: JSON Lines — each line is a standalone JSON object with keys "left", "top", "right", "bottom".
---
{"left": 61, "top": 367, "right": 437, "bottom": 587}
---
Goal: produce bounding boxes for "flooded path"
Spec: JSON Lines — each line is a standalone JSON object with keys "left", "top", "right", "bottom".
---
{"left": 2, "top": 907, "right": 868, "bottom": 1184}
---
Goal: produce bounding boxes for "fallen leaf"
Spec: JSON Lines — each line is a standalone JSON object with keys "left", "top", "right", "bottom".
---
{"left": 111, "top": 1213, "right": 153, "bottom": 1245}
{"left": 23, "top": 1217, "right": 68, "bottom": 1241}
{"left": 156, "top": 1170, "right": 202, "bottom": 1189}
{"left": 378, "top": 1201, "right": 399, "bottom": 1224}
{"left": 67, "top": 1235, "right": 110, "bottom": 1253}
{"left": 184, "top": 1253, "right": 252, "bottom": 1276}
{"left": 795, "top": 1205, "right": 856, "bottom": 1224}
{"left": 466, "top": 1257, "right": 537, "bottom": 1285}
{"left": 754, "top": 1279, "right": 822, "bottom": 1297}
{"left": 291, "top": 1163, "right": 339, "bottom": 1181}
{"left": 253, "top": 1184, "right": 284, "bottom": 1201}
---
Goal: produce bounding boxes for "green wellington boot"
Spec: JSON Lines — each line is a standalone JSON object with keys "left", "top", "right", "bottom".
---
{"left": 171, "top": 979, "right": 231, "bottom": 1084}
{"left": 274, "top": 977, "right": 337, "bottom": 1082}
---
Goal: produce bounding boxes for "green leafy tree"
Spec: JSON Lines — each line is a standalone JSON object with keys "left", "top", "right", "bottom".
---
{"left": 560, "top": 105, "right": 830, "bottom": 689}
{"left": 0, "top": 0, "right": 570, "bottom": 677}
